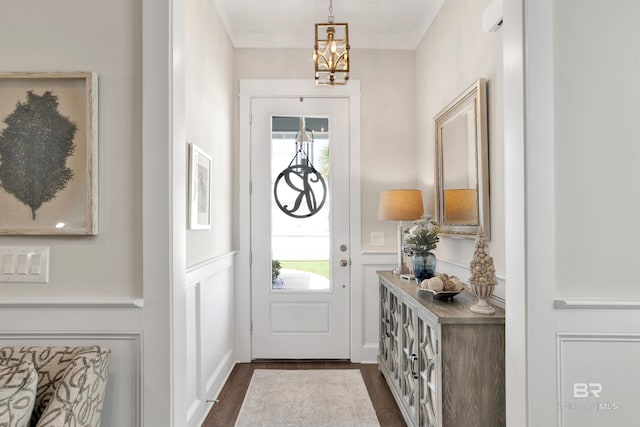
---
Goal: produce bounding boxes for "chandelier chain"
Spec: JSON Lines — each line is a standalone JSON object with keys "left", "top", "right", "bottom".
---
{"left": 328, "top": 0, "right": 334, "bottom": 22}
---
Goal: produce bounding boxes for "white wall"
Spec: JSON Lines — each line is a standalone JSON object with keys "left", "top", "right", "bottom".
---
{"left": 522, "top": 1, "right": 640, "bottom": 426}
{"left": 235, "top": 49, "right": 418, "bottom": 250}
{"left": 185, "top": 0, "right": 235, "bottom": 266}
{"left": 415, "top": 0, "right": 505, "bottom": 301}
{"left": 235, "top": 49, "right": 416, "bottom": 362}
{"left": 0, "top": 1, "right": 145, "bottom": 425}
{"left": 0, "top": 0, "right": 142, "bottom": 299}
{"left": 184, "top": 1, "right": 236, "bottom": 425}
{"left": 554, "top": 0, "right": 640, "bottom": 299}
{"left": 0, "top": 1, "right": 236, "bottom": 425}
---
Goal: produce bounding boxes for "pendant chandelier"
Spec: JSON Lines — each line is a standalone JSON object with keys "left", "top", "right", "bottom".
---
{"left": 313, "top": 0, "right": 350, "bottom": 86}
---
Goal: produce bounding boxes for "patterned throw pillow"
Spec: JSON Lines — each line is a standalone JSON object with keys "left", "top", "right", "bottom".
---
{"left": 0, "top": 358, "right": 38, "bottom": 427}
{"left": 0, "top": 346, "right": 110, "bottom": 427}
{"left": 35, "top": 350, "right": 110, "bottom": 427}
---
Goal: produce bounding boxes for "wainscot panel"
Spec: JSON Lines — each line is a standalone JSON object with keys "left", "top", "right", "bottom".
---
{"left": 358, "top": 251, "right": 396, "bottom": 363}
{"left": 185, "top": 252, "right": 236, "bottom": 427}
{"left": 555, "top": 301, "right": 640, "bottom": 427}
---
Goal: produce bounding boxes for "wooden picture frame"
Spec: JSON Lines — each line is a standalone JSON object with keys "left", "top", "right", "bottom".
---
{"left": 188, "top": 143, "right": 212, "bottom": 230}
{"left": 0, "top": 71, "right": 98, "bottom": 235}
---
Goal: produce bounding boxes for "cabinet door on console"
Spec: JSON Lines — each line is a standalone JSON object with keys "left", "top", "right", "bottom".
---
{"left": 401, "top": 301, "right": 419, "bottom": 420}
{"left": 379, "top": 284, "right": 391, "bottom": 365}
{"left": 389, "top": 287, "right": 402, "bottom": 386}
{"left": 379, "top": 281, "right": 402, "bottom": 388}
{"left": 417, "top": 313, "right": 439, "bottom": 427}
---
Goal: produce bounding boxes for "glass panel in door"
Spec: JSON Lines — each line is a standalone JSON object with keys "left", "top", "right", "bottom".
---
{"left": 271, "top": 116, "right": 330, "bottom": 292}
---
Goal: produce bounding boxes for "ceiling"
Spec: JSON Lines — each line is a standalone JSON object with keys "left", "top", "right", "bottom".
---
{"left": 213, "top": 0, "right": 446, "bottom": 50}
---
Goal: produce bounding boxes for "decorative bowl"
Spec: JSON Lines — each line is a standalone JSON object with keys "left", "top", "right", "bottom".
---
{"left": 418, "top": 288, "right": 463, "bottom": 301}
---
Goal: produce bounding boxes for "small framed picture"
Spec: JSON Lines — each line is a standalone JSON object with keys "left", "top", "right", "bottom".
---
{"left": 188, "top": 143, "right": 212, "bottom": 229}
{"left": 0, "top": 71, "right": 98, "bottom": 235}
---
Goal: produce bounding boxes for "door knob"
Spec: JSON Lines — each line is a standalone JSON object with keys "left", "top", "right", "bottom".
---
{"left": 339, "top": 259, "right": 349, "bottom": 267}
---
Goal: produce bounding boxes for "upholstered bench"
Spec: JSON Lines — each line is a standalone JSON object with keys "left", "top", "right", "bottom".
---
{"left": 0, "top": 346, "right": 111, "bottom": 427}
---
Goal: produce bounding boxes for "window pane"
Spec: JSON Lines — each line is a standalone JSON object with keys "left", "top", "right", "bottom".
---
{"left": 271, "top": 116, "right": 330, "bottom": 291}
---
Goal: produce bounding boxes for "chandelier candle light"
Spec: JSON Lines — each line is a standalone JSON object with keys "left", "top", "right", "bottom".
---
{"left": 313, "top": 0, "right": 350, "bottom": 86}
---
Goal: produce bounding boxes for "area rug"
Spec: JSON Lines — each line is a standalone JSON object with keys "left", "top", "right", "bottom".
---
{"left": 234, "top": 369, "right": 380, "bottom": 427}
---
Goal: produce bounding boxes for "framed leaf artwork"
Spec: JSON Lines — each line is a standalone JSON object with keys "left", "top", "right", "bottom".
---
{"left": 188, "top": 143, "right": 212, "bottom": 230}
{"left": 0, "top": 72, "right": 98, "bottom": 235}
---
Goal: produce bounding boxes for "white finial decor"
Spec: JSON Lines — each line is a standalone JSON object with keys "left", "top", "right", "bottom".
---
{"left": 468, "top": 226, "right": 497, "bottom": 314}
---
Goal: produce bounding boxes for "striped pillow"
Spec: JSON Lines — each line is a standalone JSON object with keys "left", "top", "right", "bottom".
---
{"left": 0, "top": 359, "right": 37, "bottom": 427}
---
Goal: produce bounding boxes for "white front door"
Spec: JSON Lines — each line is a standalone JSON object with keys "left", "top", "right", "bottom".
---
{"left": 250, "top": 97, "right": 350, "bottom": 359}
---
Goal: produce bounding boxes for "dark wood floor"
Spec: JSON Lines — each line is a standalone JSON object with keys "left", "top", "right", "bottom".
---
{"left": 201, "top": 361, "right": 406, "bottom": 427}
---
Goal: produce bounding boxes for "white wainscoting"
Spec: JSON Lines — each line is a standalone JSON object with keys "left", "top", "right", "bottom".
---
{"left": 357, "top": 252, "right": 396, "bottom": 363}
{"left": 0, "top": 323, "right": 143, "bottom": 426}
{"left": 185, "top": 252, "right": 236, "bottom": 427}
{"left": 554, "top": 300, "right": 640, "bottom": 427}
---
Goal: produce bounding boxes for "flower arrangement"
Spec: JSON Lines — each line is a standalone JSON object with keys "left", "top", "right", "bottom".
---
{"left": 403, "top": 215, "right": 440, "bottom": 257}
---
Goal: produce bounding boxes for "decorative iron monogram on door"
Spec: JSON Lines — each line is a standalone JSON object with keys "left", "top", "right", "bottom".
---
{"left": 273, "top": 118, "right": 327, "bottom": 218}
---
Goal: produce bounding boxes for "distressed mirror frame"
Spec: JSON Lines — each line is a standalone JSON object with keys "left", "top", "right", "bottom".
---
{"left": 434, "top": 78, "right": 490, "bottom": 239}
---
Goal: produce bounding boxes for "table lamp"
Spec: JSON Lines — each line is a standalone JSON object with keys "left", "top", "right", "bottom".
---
{"left": 378, "top": 189, "right": 424, "bottom": 275}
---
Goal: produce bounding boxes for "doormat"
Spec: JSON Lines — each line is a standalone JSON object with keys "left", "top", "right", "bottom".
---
{"left": 234, "top": 369, "right": 380, "bottom": 427}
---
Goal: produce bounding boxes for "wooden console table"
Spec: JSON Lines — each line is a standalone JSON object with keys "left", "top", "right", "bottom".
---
{"left": 377, "top": 271, "right": 505, "bottom": 427}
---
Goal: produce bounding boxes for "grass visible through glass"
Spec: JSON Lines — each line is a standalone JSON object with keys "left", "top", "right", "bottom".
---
{"left": 280, "top": 260, "right": 329, "bottom": 279}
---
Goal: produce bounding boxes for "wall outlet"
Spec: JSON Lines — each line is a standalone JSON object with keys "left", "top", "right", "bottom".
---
{"left": 370, "top": 232, "right": 385, "bottom": 246}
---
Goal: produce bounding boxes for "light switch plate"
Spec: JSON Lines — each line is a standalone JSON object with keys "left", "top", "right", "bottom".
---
{"left": 370, "top": 232, "right": 385, "bottom": 246}
{"left": 0, "top": 247, "right": 49, "bottom": 283}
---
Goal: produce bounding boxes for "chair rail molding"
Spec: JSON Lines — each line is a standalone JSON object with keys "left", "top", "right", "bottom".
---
{"left": 554, "top": 298, "right": 640, "bottom": 310}
{"left": 0, "top": 297, "right": 144, "bottom": 308}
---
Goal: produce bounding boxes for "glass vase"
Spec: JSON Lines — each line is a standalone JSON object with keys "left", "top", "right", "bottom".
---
{"left": 413, "top": 253, "right": 436, "bottom": 284}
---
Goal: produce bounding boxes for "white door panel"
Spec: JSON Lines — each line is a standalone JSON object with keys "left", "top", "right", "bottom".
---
{"left": 251, "top": 97, "right": 350, "bottom": 359}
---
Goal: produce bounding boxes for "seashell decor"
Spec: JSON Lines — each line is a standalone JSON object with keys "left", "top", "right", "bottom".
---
{"left": 468, "top": 227, "right": 497, "bottom": 314}
{"left": 468, "top": 227, "right": 497, "bottom": 286}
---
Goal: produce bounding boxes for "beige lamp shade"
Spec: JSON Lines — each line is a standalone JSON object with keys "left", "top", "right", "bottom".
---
{"left": 378, "top": 190, "right": 424, "bottom": 221}
{"left": 444, "top": 188, "right": 478, "bottom": 224}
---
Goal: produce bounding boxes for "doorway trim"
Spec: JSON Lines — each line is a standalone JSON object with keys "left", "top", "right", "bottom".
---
{"left": 236, "top": 79, "right": 361, "bottom": 362}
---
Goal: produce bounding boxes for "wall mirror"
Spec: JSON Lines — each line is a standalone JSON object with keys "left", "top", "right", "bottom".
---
{"left": 434, "top": 78, "right": 490, "bottom": 239}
